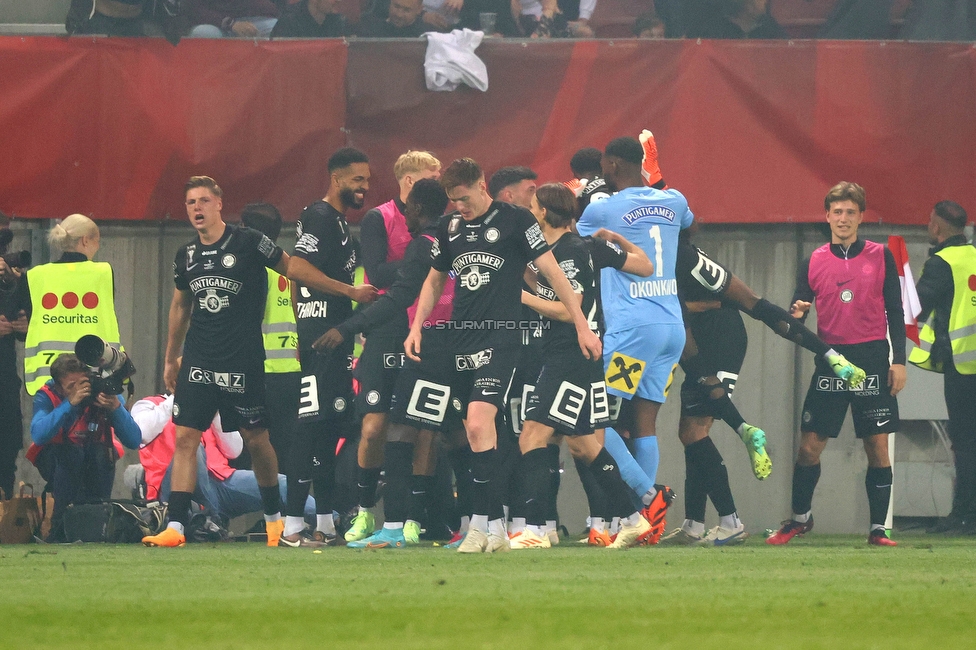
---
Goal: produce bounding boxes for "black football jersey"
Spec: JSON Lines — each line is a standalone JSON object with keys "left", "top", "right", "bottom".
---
{"left": 577, "top": 176, "right": 612, "bottom": 211}
{"left": 173, "top": 223, "right": 283, "bottom": 364}
{"left": 431, "top": 201, "right": 549, "bottom": 349}
{"left": 531, "top": 232, "right": 627, "bottom": 349}
{"left": 293, "top": 200, "right": 360, "bottom": 351}
{"left": 675, "top": 237, "right": 732, "bottom": 303}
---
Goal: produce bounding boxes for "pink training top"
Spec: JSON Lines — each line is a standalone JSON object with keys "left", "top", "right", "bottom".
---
{"left": 365, "top": 200, "right": 413, "bottom": 294}
{"left": 407, "top": 234, "right": 454, "bottom": 327}
{"left": 808, "top": 240, "right": 888, "bottom": 346}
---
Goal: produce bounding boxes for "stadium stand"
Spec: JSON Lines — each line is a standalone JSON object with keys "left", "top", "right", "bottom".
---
{"left": 0, "top": 0, "right": 927, "bottom": 39}
{"left": 0, "top": 0, "right": 70, "bottom": 34}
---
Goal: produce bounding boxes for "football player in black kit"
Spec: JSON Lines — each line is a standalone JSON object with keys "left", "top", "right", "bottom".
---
{"left": 512, "top": 182, "right": 658, "bottom": 549}
{"left": 342, "top": 151, "right": 441, "bottom": 544}
{"left": 401, "top": 158, "right": 602, "bottom": 554}
{"left": 278, "top": 148, "right": 380, "bottom": 548}
{"left": 143, "top": 175, "right": 371, "bottom": 548}
{"left": 318, "top": 178, "right": 451, "bottom": 548}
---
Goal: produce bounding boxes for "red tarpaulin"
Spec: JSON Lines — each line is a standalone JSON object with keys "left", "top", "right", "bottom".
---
{"left": 1, "top": 36, "right": 973, "bottom": 224}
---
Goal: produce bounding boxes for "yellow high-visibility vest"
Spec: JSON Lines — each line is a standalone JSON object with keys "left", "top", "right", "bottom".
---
{"left": 262, "top": 270, "right": 300, "bottom": 374}
{"left": 24, "top": 261, "right": 121, "bottom": 394}
{"left": 909, "top": 244, "right": 976, "bottom": 374}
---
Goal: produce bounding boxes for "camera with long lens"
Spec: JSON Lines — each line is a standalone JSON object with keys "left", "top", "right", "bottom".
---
{"left": 74, "top": 335, "right": 136, "bottom": 398}
{"left": 0, "top": 227, "right": 31, "bottom": 272}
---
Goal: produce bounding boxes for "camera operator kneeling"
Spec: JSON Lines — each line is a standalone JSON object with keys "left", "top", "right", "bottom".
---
{"left": 26, "top": 353, "right": 141, "bottom": 543}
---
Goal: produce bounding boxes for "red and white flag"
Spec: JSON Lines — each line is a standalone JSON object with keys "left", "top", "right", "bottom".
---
{"left": 888, "top": 235, "right": 921, "bottom": 345}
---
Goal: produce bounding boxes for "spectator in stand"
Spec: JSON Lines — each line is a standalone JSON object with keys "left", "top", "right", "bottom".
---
{"left": 272, "top": 0, "right": 348, "bottom": 37}
{"left": 65, "top": 0, "right": 145, "bottom": 37}
{"left": 823, "top": 0, "right": 895, "bottom": 40}
{"left": 417, "top": 0, "right": 460, "bottom": 30}
{"left": 634, "top": 11, "right": 666, "bottom": 38}
{"left": 371, "top": 0, "right": 458, "bottom": 30}
{"left": 27, "top": 354, "right": 141, "bottom": 542}
{"left": 443, "top": 0, "right": 519, "bottom": 36}
{"left": 131, "top": 393, "right": 314, "bottom": 523}
{"left": 688, "top": 0, "right": 786, "bottom": 39}
{"left": 0, "top": 214, "right": 28, "bottom": 501}
{"left": 186, "top": 0, "right": 280, "bottom": 38}
{"left": 358, "top": 0, "right": 430, "bottom": 37}
{"left": 519, "top": 0, "right": 596, "bottom": 38}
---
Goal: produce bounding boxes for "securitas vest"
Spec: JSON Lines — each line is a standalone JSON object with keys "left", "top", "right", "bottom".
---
{"left": 24, "top": 262, "right": 121, "bottom": 395}
{"left": 262, "top": 270, "right": 300, "bottom": 374}
{"left": 25, "top": 382, "right": 123, "bottom": 465}
{"left": 909, "top": 244, "right": 976, "bottom": 374}
{"left": 364, "top": 200, "right": 412, "bottom": 294}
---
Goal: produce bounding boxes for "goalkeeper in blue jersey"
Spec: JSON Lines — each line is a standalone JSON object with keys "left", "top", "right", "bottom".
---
{"left": 576, "top": 136, "right": 692, "bottom": 542}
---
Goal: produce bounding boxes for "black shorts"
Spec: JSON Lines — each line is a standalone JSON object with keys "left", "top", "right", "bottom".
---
{"left": 355, "top": 336, "right": 404, "bottom": 416}
{"left": 389, "top": 330, "right": 463, "bottom": 432}
{"left": 506, "top": 339, "right": 545, "bottom": 437}
{"left": 800, "top": 340, "right": 900, "bottom": 438}
{"left": 389, "top": 331, "right": 519, "bottom": 432}
{"left": 525, "top": 351, "right": 611, "bottom": 436}
{"left": 680, "top": 308, "right": 747, "bottom": 419}
{"left": 297, "top": 345, "right": 354, "bottom": 424}
{"left": 173, "top": 357, "right": 267, "bottom": 432}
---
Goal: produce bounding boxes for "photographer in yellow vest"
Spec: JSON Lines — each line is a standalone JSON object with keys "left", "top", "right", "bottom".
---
{"left": 23, "top": 214, "right": 122, "bottom": 397}
{"left": 910, "top": 201, "right": 976, "bottom": 535}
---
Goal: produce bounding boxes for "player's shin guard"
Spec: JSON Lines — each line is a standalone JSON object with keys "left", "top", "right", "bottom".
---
{"left": 546, "top": 443, "right": 561, "bottom": 524}
{"left": 749, "top": 298, "right": 830, "bottom": 357}
{"left": 686, "top": 437, "right": 736, "bottom": 517}
{"left": 520, "top": 447, "right": 551, "bottom": 526}
{"left": 408, "top": 474, "right": 434, "bottom": 525}
{"left": 792, "top": 463, "right": 821, "bottom": 516}
{"left": 590, "top": 448, "right": 641, "bottom": 519}
{"left": 683, "top": 442, "right": 708, "bottom": 523}
{"left": 470, "top": 448, "right": 503, "bottom": 521}
{"left": 383, "top": 441, "right": 414, "bottom": 524}
{"left": 449, "top": 446, "right": 474, "bottom": 522}
{"left": 632, "top": 436, "right": 660, "bottom": 485}
{"left": 286, "top": 426, "right": 315, "bottom": 518}
{"left": 604, "top": 427, "right": 654, "bottom": 508}
{"left": 167, "top": 491, "right": 192, "bottom": 528}
{"left": 356, "top": 466, "right": 382, "bottom": 509}
{"left": 865, "top": 466, "right": 893, "bottom": 530}
{"left": 574, "top": 456, "right": 612, "bottom": 521}
{"left": 259, "top": 484, "right": 282, "bottom": 517}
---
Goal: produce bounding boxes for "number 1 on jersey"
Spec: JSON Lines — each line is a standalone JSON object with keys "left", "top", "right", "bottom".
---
{"left": 648, "top": 225, "right": 664, "bottom": 277}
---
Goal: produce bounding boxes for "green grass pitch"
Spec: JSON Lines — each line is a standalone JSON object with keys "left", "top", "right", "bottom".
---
{"left": 2, "top": 534, "right": 974, "bottom": 649}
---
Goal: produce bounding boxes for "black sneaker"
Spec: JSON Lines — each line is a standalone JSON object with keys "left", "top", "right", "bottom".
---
{"left": 278, "top": 530, "right": 326, "bottom": 548}
{"left": 311, "top": 530, "right": 340, "bottom": 546}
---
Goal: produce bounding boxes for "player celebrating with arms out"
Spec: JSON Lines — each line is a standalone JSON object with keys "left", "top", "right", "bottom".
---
{"left": 144, "top": 176, "right": 372, "bottom": 548}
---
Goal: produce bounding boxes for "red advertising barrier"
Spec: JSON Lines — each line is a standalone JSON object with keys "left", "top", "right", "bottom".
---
{"left": 1, "top": 36, "right": 973, "bottom": 224}
{"left": 0, "top": 37, "right": 347, "bottom": 221}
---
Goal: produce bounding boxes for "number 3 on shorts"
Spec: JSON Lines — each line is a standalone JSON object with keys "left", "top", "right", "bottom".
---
{"left": 299, "top": 375, "right": 320, "bottom": 416}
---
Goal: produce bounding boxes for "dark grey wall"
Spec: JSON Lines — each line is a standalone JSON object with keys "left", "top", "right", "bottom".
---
{"left": 9, "top": 219, "right": 957, "bottom": 534}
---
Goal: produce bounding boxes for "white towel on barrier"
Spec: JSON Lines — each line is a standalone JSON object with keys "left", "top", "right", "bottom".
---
{"left": 423, "top": 29, "right": 489, "bottom": 92}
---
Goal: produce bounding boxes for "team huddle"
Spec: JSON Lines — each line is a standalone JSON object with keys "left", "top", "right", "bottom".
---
{"left": 143, "top": 130, "right": 903, "bottom": 551}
